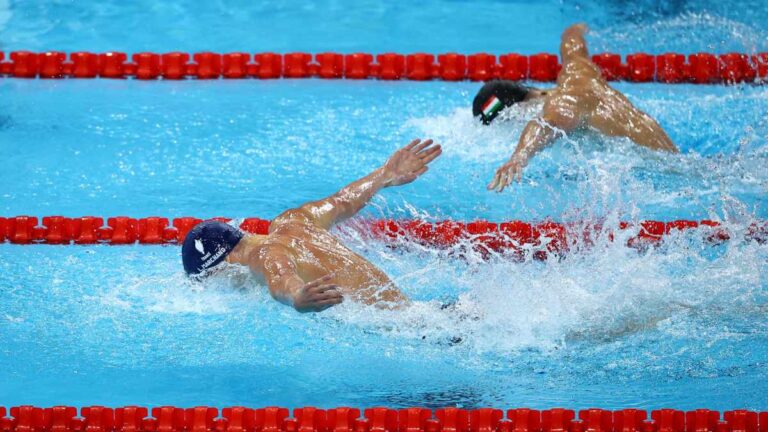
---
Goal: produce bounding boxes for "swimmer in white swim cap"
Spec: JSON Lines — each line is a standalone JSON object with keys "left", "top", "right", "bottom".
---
{"left": 473, "top": 24, "right": 679, "bottom": 192}
{"left": 182, "top": 139, "right": 442, "bottom": 313}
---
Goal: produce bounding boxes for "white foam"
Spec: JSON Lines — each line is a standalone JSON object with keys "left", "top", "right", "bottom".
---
{"left": 330, "top": 216, "right": 768, "bottom": 358}
{"left": 591, "top": 12, "right": 768, "bottom": 53}
{"left": 405, "top": 102, "right": 543, "bottom": 162}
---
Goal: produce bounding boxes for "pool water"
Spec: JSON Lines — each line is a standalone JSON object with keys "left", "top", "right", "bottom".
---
{"left": 1, "top": 0, "right": 768, "bottom": 411}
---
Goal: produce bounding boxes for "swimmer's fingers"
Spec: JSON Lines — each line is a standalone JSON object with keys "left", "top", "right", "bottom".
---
{"left": 567, "top": 23, "right": 588, "bottom": 35}
{"left": 315, "top": 296, "right": 344, "bottom": 311}
{"left": 417, "top": 141, "right": 439, "bottom": 156}
{"left": 404, "top": 139, "right": 421, "bottom": 151}
{"left": 487, "top": 170, "right": 502, "bottom": 191}
{"left": 419, "top": 145, "right": 442, "bottom": 164}
{"left": 412, "top": 139, "right": 434, "bottom": 153}
{"left": 309, "top": 287, "right": 343, "bottom": 311}
{"left": 315, "top": 290, "right": 343, "bottom": 302}
{"left": 307, "top": 283, "right": 339, "bottom": 296}
{"left": 304, "top": 274, "right": 334, "bottom": 289}
{"left": 319, "top": 297, "right": 343, "bottom": 305}
{"left": 497, "top": 171, "right": 510, "bottom": 192}
{"left": 491, "top": 165, "right": 509, "bottom": 192}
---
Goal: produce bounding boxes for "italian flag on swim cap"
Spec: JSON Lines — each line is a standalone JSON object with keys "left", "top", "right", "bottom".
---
{"left": 482, "top": 95, "right": 504, "bottom": 118}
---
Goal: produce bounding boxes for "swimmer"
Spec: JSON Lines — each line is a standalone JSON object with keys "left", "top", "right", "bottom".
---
{"left": 474, "top": 24, "right": 679, "bottom": 192}
{"left": 181, "top": 139, "right": 442, "bottom": 312}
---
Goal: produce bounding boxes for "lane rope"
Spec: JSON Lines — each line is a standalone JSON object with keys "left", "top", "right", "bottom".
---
{"left": 1, "top": 216, "right": 764, "bottom": 258}
{"left": 1, "top": 51, "right": 766, "bottom": 83}
{"left": 0, "top": 406, "right": 763, "bottom": 432}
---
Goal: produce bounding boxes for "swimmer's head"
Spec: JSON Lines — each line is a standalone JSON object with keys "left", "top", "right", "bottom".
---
{"left": 181, "top": 220, "right": 245, "bottom": 277}
{"left": 473, "top": 80, "right": 542, "bottom": 125}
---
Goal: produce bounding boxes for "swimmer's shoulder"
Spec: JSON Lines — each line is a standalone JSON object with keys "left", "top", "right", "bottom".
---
{"left": 558, "top": 59, "right": 603, "bottom": 88}
{"left": 271, "top": 208, "right": 317, "bottom": 231}
{"left": 248, "top": 238, "right": 297, "bottom": 269}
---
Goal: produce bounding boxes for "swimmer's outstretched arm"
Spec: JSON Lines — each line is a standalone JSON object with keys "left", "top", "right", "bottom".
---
{"left": 488, "top": 103, "right": 577, "bottom": 192}
{"left": 259, "top": 247, "right": 343, "bottom": 312}
{"left": 297, "top": 139, "right": 442, "bottom": 229}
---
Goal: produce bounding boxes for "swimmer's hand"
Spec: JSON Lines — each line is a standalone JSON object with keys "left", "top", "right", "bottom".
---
{"left": 488, "top": 155, "right": 527, "bottom": 192}
{"left": 565, "top": 23, "right": 588, "bottom": 36}
{"left": 292, "top": 274, "right": 344, "bottom": 313}
{"left": 382, "top": 139, "right": 442, "bottom": 187}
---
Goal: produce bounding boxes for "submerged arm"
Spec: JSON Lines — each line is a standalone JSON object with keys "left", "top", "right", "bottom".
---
{"left": 296, "top": 139, "right": 442, "bottom": 229}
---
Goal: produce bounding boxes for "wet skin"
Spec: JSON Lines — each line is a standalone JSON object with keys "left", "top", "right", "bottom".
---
{"left": 488, "top": 24, "right": 679, "bottom": 192}
{"left": 225, "top": 139, "right": 442, "bottom": 312}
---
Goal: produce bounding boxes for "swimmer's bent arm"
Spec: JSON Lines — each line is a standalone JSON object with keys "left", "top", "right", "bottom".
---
{"left": 259, "top": 248, "right": 343, "bottom": 312}
{"left": 296, "top": 139, "right": 442, "bottom": 229}
{"left": 560, "top": 23, "right": 589, "bottom": 62}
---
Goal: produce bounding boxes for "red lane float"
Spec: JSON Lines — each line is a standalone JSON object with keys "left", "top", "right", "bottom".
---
{"left": 529, "top": 53, "right": 559, "bottom": 82}
{"left": 1, "top": 407, "right": 768, "bottom": 432}
{"left": 39, "top": 52, "right": 66, "bottom": 78}
{"left": 344, "top": 53, "right": 373, "bottom": 79}
{"left": 223, "top": 53, "right": 250, "bottom": 79}
{"left": 70, "top": 52, "right": 99, "bottom": 78}
{"left": 656, "top": 53, "right": 686, "bottom": 83}
{"left": 626, "top": 53, "right": 656, "bottom": 82}
{"left": 316, "top": 53, "right": 343, "bottom": 79}
{"left": 406, "top": 53, "right": 435, "bottom": 81}
{"left": 10, "top": 51, "right": 39, "bottom": 78}
{"left": 115, "top": 406, "right": 148, "bottom": 432}
{"left": 467, "top": 53, "right": 496, "bottom": 81}
{"left": 252, "top": 53, "right": 282, "bottom": 79}
{"left": 2, "top": 216, "right": 765, "bottom": 257}
{"left": 284, "top": 52, "right": 313, "bottom": 78}
{"left": 376, "top": 53, "right": 405, "bottom": 80}
{"left": 688, "top": 53, "right": 719, "bottom": 84}
{"left": 591, "top": 53, "right": 624, "bottom": 81}
{"left": 133, "top": 53, "right": 161, "bottom": 80}
{"left": 161, "top": 52, "right": 190, "bottom": 80}
{"left": 1, "top": 50, "right": 766, "bottom": 83}
{"left": 755, "top": 53, "right": 768, "bottom": 80}
{"left": 719, "top": 53, "right": 757, "bottom": 84}
{"left": 193, "top": 52, "right": 222, "bottom": 79}
{"left": 498, "top": 54, "right": 528, "bottom": 81}
{"left": 98, "top": 52, "right": 127, "bottom": 78}
{"left": 437, "top": 53, "right": 467, "bottom": 81}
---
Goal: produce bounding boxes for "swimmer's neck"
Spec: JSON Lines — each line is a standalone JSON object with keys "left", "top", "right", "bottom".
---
{"left": 225, "top": 234, "right": 268, "bottom": 265}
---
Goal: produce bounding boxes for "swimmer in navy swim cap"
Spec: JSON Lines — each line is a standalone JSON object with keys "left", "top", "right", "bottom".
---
{"left": 473, "top": 24, "right": 679, "bottom": 192}
{"left": 182, "top": 139, "right": 442, "bottom": 313}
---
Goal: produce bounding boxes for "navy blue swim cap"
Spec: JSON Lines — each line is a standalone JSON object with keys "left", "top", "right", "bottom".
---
{"left": 181, "top": 220, "right": 245, "bottom": 276}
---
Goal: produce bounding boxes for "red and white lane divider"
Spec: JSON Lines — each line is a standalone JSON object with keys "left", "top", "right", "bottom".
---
{"left": 1, "top": 216, "right": 765, "bottom": 256}
{"left": 0, "top": 406, "right": 765, "bottom": 432}
{"left": 1, "top": 51, "right": 767, "bottom": 83}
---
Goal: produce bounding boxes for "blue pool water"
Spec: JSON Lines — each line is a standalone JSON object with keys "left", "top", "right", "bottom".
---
{"left": 1, "top": 0, "right": 768, "bottom": 411}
